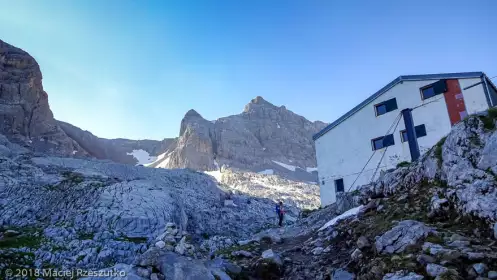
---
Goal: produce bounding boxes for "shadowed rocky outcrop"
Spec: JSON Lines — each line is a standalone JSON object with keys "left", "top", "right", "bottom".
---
{"left": 0, "top": 39, "right": 87, "bottom": 156}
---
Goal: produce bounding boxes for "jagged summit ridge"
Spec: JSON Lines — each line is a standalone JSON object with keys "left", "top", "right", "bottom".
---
{"left": 243, "top": 95, "right": 279, "bottom": 114}
{"left": 184, "top": 109, "right": 204, "bottom": 119}
{"left": 149, "top": 95, "right": 327, "bottom": 181}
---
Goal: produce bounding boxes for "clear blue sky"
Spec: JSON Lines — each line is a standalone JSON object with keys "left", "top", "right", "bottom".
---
{"left": 1, "top": 0, "right": 496, "bottom": 140}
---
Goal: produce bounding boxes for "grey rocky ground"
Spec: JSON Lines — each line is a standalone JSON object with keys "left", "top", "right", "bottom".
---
{"left": 3, "top": 112, "right": 497, "bottom": 279}
{"left": 201, "top": 112, "right": 497, "bottom": 280}
{"left": 0, "top": 132, "right": 305, "bottom": 276}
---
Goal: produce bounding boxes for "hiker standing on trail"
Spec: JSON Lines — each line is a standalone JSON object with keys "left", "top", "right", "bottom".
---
{"left": 275, "top": 201, "right": 285, "bottom": 227}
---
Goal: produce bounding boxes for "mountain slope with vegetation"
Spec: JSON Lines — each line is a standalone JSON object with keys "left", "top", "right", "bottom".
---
{"left": 191, "top": 111, "right": 497, "bottom": 280}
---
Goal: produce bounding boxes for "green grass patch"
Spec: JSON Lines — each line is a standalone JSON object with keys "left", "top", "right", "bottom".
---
{"left": 214, "top": 242, "right": 257, "bottom": 258}
{"left": 61, "top": 171, "right": 85, "bottom": 185}
{"left": 51, "top": 244, "right": 67, "bottom": 252}
{"left": 434, "top": 136, "right": 447, "bottom": 167}
{"left": 396, "top": 161, "right": 410, "bottom": 168}
{"left": 77, "top": 231, "right": 95, "bottom": 240}
{"left": 89, "top": 182, "right": 106, "bottom": 188}
{"left": 115, "top": 235, "right": 148, "bottom": 243}
{"left": 350, "top": 189, "right": 360, "bottom": 196}
{"left": 0, "top": 227, "right": 43, "bottom": 249}
{"left": 300, "top": 208, "right": 319, "bottom": 218}
{"left": 425, "top": 233, "right": 444, "bottom": 244}
{"left": 0, "top": 234, "right": 42, "bottom": 249}
{"left": 479, "top": 107, "right": 497, "bottom": 130}
{"left": 486, "top": 168, "right": 497, "bottom": 181}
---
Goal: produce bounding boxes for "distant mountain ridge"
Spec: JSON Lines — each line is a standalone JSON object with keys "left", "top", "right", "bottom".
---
{"left": 0, "top": 38, "right": 326, "bottom": 181}
{"left": 57, "top": 120, "right": 175, "bottom": 165}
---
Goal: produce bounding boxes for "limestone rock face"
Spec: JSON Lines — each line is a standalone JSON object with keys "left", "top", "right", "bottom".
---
{"left": 0, "top": 39, "right": 86, "bottom": 156}
{"left": 149, "top": 96, "right": 327, "bottom": 181}
{"left": 165, "top": 109, "right": 217, "bottom": 170}
{"left": 360, "top": 115, "right": 497, "bottom": 221}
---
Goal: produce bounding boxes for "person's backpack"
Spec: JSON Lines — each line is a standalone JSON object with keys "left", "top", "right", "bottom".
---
{"left": 275, "top": 204, "right": 280, "bottom": 213}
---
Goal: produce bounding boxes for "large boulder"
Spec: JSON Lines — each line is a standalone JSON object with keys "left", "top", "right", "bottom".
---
{"left": 156, "top": 252, "right": 215, "bottom": 280}
{"left": 441, "top": 117, "right": 497, "bottom": 220}
{"left": 332, "top": 268, "right": 356, "bottom": 280}
{"left": 375, "top": 220, "right": 435, "bottom": 254}
{"left": 383, "top": 271, "right": 424, "bottom": 280}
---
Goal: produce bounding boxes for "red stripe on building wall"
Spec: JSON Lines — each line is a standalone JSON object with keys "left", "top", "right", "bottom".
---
{"left": 444, "top": 79, "right": 467, "bottom": 126}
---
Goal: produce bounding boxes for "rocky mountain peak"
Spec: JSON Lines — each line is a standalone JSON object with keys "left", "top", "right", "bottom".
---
{"left": 243, "top": 96, "right": 278, "bottom": 113}
{"left": 184, "top": 109, "right": 203, "bottom": 119}
{"left": 0, "top": 39, "right": 41, "bottom": 82}
{"left": 179, "top": 109, "right": 211, "bottom": 137}
{"left": 251, "top": 96, "right": 269, "bottom": 105}
{"left": 146, "top": 95, "right": 327, "bottom": 180}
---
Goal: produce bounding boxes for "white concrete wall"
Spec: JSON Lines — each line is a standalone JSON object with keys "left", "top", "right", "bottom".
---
{"left": 316, "top": 78, "right": 489, "bottom": 206}
{"left": 460, "top": 78, "right": 490, "bottom": 114}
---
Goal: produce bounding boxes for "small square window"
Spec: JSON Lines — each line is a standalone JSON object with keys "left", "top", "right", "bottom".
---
{"left": 372, "top": 138, "right": 385, "bottom": 150}
{"left": 375, "top": 98, "right": 398, "bottom": 116}
{"left": 400, "top": 124, "right": 427, "bottom": 142}
{"left": 421, "top": 80, "right": 447, "bottom": 100}
{"left": 372, "top": 134, "right": 395, "bottom": 150}
{"left": 376, "top": 104, "right": 387, "bottom": 115}
{"left": 421, "top": 86, "right": 436, "bottom": 100}
{"left": 335, "top": 178, "right": 344, "bottom": 193}
{"left": 415, "top": 124, "right": 427, "bottom": 137}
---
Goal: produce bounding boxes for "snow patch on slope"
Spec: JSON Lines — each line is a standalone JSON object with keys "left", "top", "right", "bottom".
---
{"left": 319, "top": 205, "right": 364, "bottom": 231}
{"left": 258, "top": 169, "right": 274, "bottom": 175}
{"left": 272, "top": 160, "right": 296, "bottom": 171}
{"left": 127, "top": 149, "right": 157, "bottom": 165}
{"left": 271, "top": 161, "right": 317, "bottom": 173}
{"left": 205, "top": 170, "right": 222, "bottom": 182}
{"left": 306, "top": 167, "right": 318, "bottom": 172}
{"left": 144, "top": 151, "right": 171, "bottom": 168}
